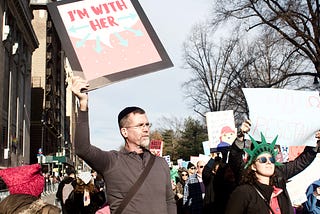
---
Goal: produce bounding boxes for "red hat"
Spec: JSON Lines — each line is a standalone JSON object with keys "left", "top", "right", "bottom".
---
{"left": 220, "top": 126, "right": 235, "bottom": 134}
{"left": 0, "top": 164, "right": 44, "bottom": 197}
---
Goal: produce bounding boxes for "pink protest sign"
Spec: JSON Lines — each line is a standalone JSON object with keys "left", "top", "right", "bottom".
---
{"left": 48, "top": 0, "right": 173, "bottom": 91}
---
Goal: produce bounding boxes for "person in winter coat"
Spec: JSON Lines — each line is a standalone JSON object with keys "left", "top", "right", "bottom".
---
{"left": 226, "top": 130, "right": 320, "bottom": 214}
{"left": 174, "top": 168, "right": 189, "bottom": 214}
{"left": 0, "top": 164, "right": 60, "bottom": 214}
{"left": 0, "top": 194, "right": 60, "bottom": 214}
{"left": 304, "top": 179, "right": 320, "bottom": 213}
{"left": 202, "top": 155, "right": 221, "bottom": 214}
{"left": 64, "top": 172, "right": 106, "bottom": 214}
{"left": 56, "top": 166, "right": 76, "bottom": 213}
{"left": 212, "top": 162, "right": 236, "bottom": 214}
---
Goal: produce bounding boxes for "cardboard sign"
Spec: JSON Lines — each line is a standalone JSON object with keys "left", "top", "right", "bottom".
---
{"left": 48, "top": 0, "right": 173, "bottom": 91}
{"left": 243, "top": 88, "right": 320, "bottom": 146}
{"left": 206, "top": 110, "right": 236, "bottom": 150}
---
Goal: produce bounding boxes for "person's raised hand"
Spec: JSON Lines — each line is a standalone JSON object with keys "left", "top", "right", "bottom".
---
{"left": 240, "top": 120, "right": 251, "bottom": 135}
{"left": 71, "top": 76, "right": 89, "bottom": 110}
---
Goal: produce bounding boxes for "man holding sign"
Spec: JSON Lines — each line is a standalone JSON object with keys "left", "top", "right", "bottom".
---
{"left": 71, "top": 76, "right": 176, "bottom": 214}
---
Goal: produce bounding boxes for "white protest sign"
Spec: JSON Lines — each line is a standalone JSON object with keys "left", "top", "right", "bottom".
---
{"left": 202, "top": 141, "right": 211, "bottom": 156}
{"left": 243, "top": 88, "right": 320, "bottom": 146}
{"left": 206, "top": 110, "right": 236, "bottom": 149}
{"left": 286, "top": 153, "right": 320, "bottom": 205}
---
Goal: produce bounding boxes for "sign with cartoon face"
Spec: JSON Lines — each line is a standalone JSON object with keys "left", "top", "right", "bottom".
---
{"left": 206, "top": 110, "right": 236, "bottom": 151}
{"left": 48, "top": 0, "right": 173, "bottom": 91}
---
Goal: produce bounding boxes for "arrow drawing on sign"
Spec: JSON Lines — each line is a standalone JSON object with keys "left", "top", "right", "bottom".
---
{"left": 113, "top": 32, "right": 128, "bottom": 46}
{"left": 76, "top": 33, "right": 91, "bottom": 47}
{"left": 95, "top": 36, "right": 102, "bottom": 53}
{"left": 117, "top": 13, "right": 137, "bottom": 21}
{"left": 69, "top": 25, "right": 90, "bottom": 33}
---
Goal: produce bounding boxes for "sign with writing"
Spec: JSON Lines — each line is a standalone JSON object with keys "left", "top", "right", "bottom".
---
{"left": 206, "top": 110, "right": 236, "bottom": 150}
{"left": 243, "top": 88, "right": 320, "bottom": 146}
{"left": 150, "top": 139, "right": 163, "bottom": 157}
{"left": 48, "top": 0, "right": 173, "bottom": 91}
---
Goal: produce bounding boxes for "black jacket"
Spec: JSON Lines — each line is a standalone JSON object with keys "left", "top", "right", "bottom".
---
{"left": 56, "top": 176, "right": 75, "bottom": 204}
{"left": 202, "top": 158, "right": 216, "bottom": 213}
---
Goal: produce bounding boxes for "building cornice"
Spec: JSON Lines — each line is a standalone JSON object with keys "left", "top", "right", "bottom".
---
{"left": 7, "top": 0, "right": 39, "bottom": 51}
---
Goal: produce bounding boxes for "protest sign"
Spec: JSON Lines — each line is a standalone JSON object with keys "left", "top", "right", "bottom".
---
{"left": 189, "top": 156, "right": 200, "bottom": 166}
{"left": 206, "top": 110, "right": 236, "bottom": 151}
{"left": 286, "top": 154, "right": 320, "bottom": 205}
{"left": 163, "top": 155, "right": 171, "bottom": 166}
{"left": 149, "top": 139, "right": 163, "bottom": 157}
{"left": 48, "top": 0, "right": 173, "bottom": 91}
{"left": 243, "top": 88, "right": 320, "bottom": 146}
{"left": 202, "top": 141, "right": 210, "bottom": 156}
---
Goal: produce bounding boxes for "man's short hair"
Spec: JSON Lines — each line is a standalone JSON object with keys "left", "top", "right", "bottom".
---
{"left": 118, "top": 106, "right": 145, "bottom": 128}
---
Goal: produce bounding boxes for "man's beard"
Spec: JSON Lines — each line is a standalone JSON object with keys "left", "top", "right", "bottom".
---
{"left": 140, "top": 138, "right": 150, "bottom": 148}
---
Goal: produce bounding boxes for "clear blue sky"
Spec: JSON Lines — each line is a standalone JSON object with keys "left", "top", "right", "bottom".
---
{"left": 87, "top": 0, "right": 211, "bottom": 150}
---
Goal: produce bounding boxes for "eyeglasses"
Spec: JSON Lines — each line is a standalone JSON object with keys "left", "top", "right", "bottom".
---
{"left": 181, "top": 173, "right": 188, "bottom": 176}
{"left": 256, "top": 156, "right": 275, "bottom": 164}
{"left": 125, "top": 123, "right": 152, "bottom": 129}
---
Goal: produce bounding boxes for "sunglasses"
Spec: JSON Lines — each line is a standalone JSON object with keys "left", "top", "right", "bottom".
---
{"left": 190, "top": 167, "right": 196, "bottom": 170}
{"left": 256, "top": 156, "right": 276, "bottom": 164}
{"left": 198, "top": 166, "right": 204, "bottom": 168}
{"left": 181, "top": 173, "right": 188, "bottom": 176}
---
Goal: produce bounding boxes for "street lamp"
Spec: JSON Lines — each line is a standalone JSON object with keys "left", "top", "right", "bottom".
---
{"left": 40, "top": 112, "right": 46, "bottom": 164}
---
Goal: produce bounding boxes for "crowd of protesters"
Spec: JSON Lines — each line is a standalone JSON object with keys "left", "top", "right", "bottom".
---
{"left": 0, "top": 76, "right": 318, "bottom": 214}
{"left": 0, "top": 123, "right": 318, "bottom": 214}
{"left": 170, "top": 120, "right": 320, "bottom": 214}
{"left": 70, "top": 76, "right": 320, "bottom": 214}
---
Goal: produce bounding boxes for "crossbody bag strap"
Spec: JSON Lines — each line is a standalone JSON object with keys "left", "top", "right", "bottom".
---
{"left": 114, "top": 155, "right": 156, "bottom": 214}
{"left": 252, "top": 185, "right": 276, "bottom": 214}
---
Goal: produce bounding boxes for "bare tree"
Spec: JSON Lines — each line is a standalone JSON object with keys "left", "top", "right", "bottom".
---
{"left": 182, "top": 23, "right": 309, "bottom": 123}
{"left": 213, "top": 0, "right": 320, "bottom": 78}
{"left": 182, "top": 24, "right": 251, "bottom": 118}
{"left": 235, "top": 28, "right": 308, "bottom": 88}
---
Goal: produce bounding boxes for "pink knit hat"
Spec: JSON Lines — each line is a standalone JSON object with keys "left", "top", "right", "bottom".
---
{"left": 0, "top": 164, "right": 44, "bottom": 197}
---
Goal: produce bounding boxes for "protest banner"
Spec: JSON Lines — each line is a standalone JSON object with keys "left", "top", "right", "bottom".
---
{"left": 48, "top": 0, "right": 173, "bottom": 91}
{"left": 243, "top": 88, "right": 320, "bottom": 146}
{"left": 206, "top": 110, "right": 236, "bottom": 151}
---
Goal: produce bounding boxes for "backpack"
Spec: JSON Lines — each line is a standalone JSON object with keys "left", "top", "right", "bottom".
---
{"left": 62, "top": 182, "right": 74, "bottom": 204}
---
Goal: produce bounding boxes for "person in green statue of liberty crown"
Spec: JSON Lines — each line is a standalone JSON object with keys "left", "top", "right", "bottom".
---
{"left": 226, "top": 126, "right": 320, "bottom": 214}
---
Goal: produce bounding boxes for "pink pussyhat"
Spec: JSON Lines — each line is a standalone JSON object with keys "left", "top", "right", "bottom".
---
{"left": 0, "top": 164, "right": 44, "bottom": 197}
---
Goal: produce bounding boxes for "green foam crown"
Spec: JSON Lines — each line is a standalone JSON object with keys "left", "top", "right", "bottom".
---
{"left": 244, "top": 132, "right": 280, "bottom": 168}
